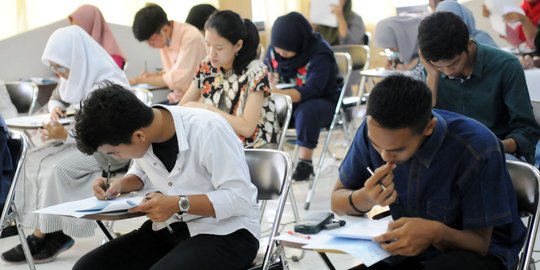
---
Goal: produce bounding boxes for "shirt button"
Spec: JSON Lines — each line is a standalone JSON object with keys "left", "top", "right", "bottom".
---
{"left": 168, "top": 182, "right": 173, "bottom": 186}
{"left": 153, "top": 162, "right": 157, "bottom": 166}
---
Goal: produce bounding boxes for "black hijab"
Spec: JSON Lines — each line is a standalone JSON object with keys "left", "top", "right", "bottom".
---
{"left": 270, "top": 12, "right": 334, "bottom": 79}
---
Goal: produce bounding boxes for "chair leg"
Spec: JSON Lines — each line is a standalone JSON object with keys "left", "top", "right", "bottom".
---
{"left": 14, "top": 215, "right": 35, "bottom": 270}
{"left": 259, "top": 201, "right": 268, "bottom": 224}
{"left": 304, "top": 119, "right": 338, "bottom": 210}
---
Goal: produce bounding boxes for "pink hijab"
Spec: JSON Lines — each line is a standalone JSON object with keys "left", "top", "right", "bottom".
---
{"left": 69, "top": 5, "right": 126, "bottom": 60}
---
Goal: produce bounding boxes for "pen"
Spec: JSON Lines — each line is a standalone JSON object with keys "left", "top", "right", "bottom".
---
{"left": 287, "top": 230, "right": 311, "bottom": 240}
{"left": 367, "top": 167, "right": 386, "bottom": 191}
{"left": 106, "top": 162, "right": 111, "bottom": 189}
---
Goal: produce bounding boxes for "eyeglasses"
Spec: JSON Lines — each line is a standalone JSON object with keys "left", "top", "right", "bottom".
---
{"left": 49, "top": 64, "right": 68, "bottom": 74}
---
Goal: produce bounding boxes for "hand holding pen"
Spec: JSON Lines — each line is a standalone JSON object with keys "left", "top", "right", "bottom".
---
{"left": 128, "top": 192, "right": 177, "bottom": 233}
{"left": 364, "top": 163, "right": 397, "bottom": 207}
{"left": 92, "top": 163, "right": 121, "bottom": 200}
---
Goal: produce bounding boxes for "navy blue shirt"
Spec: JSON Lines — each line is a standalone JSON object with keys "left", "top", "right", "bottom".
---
{"left": 339, "top": 110, "right": 526, "bottom": 269}
{"left": 0, "top": 117, "right": 13, "bottom": 205}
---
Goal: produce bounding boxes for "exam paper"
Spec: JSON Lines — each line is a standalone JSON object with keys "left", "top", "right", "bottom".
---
{"left": 34, "top": 196, "right": 145, "bottom": 218}
{"left": 310, "top": 0, "right": 339, "bottom": 27}
{"left": 303, "top": 237, "right": 390, "bottom": 267}
{"left": 328, "top": 218, "right": 389, "bottom": 240}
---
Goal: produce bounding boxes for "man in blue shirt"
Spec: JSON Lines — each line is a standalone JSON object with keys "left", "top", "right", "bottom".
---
{"left": 332, "top": 75, "right": 525, "bottom": 270}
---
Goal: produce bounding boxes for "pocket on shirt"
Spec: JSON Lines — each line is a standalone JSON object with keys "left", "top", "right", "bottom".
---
{"left": 427, "top": 200, "right": 459, "bottom": 223}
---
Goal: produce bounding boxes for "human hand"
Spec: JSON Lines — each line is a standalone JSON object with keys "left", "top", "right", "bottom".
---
{"left": 330, "top": 3, "right": 344, "bottom": 18}
{"left": 50, "top": 107, "right": 66, "bottom": 121}
{"left": 419, "top": 51, "right": 440, "bottom": 77}
{"left": 93, "top": 177, "right": 122, "bottom": 200}
{"left": 520, "top": 55, "right": 535, "bottom": 69}
{"left": 268, "top": 72, "right": 280, "bottom": 88}
{"left": 128, "top": 192, "right": 179, "bottom": 222}
{"left": 363, "top": 163, "right": 397, "bottom": 207}
{"left": 504, "top": 12, "right": 525, "bottom": 24}
{"left": 129, "top": 77, "right": 139, "bottom": 85}
{"left": 167, "top": 92, "right": 182, "bottom": 104}
{"left": 373, "top": 217, "right": 442, "bottom": 256}
{"left": 482, "top": 4, "right": 491, "bottom": 18}
{"left": 42, "top": 121, "right": 67, "bottom": 141}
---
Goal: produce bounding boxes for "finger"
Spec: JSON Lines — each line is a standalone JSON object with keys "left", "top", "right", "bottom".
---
{"left": 388, "top": 218, "right": 407, "bottom": 230}
{"left": 381, "top": 190, "right": 398, "bottom": 206}
{"left": 365, "top": 163, "right": 395, "bottom": 188}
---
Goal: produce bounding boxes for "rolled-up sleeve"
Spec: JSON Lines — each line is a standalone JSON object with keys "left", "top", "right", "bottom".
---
{"left": 199, "top": 127, "right": 258, "bottom": 221}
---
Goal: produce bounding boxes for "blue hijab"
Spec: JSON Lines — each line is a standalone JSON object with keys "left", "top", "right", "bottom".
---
{"left": 269, "top": 12, "right": 334, "bottom": 80}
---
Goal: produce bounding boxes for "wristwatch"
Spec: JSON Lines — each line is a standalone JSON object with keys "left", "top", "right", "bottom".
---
{"left": 178, "top": 195, "right": 190, "bottom": 214}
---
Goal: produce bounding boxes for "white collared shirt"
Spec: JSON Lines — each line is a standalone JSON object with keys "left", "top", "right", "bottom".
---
{"left": 126, "top": 105, "right": 260, "bottom": 239}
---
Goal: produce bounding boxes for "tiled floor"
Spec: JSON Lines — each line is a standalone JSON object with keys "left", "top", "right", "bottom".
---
{"left": 1, "top": 123, "right": 540, "bottom": 269}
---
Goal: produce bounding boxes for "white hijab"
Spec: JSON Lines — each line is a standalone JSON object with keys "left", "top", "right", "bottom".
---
{"left": 41, "top": 25, "right": 129, "bottom": 106}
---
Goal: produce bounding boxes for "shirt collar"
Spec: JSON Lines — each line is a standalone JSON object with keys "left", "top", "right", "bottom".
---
{"left": 152, "top": 104, "right": 189, "bottom": 153}
{"left": 414, "top": 111, "right": 447, "bottom": 168}
{"left": 167, "top": 21, "right": 182, "bottom": 51}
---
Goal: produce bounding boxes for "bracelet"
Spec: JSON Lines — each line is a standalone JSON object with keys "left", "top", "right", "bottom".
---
{"left": 348, "top": 190, "right": 368, "bottom": 214}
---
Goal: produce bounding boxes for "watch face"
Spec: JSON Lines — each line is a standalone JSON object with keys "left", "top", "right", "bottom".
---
{"left": 180, "top": 196, "right": 190, "bottom": 211}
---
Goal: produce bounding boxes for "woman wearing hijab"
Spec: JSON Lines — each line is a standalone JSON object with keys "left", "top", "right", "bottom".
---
{"left": 314, "top": 0, "right": 365, "bottom": 46}
{"left": 1, "top": 26, "right": 130, "bottom": 265}
{"left": 69, "top": 4, "right": 127, "bottom": 69}
{"left": 266, "top": 12, "right": 340, "bottom": 181}
{"left": 436, "top": 1, "right": 498, "bottom": 48}
{"left": 374, "top": 15, "right": 425, "bottom": 81}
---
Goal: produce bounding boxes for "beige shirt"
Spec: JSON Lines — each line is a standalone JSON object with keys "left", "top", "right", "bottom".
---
{"left": 160, "top": 21, "right": 206, "bottom": 99}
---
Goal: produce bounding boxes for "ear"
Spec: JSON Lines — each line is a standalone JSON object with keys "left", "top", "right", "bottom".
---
{"left": 131, "top": 130, "right": 146, "bottom": 144}
{"left": 234, "top": 39, "right": 244, "bottom": 54}
{"left": 423, "top": 117, "right": 437, "bottom": 137}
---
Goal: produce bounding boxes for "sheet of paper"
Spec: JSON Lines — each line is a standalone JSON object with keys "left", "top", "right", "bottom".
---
{"left": 276, "top": 83, "right": 296, "bottom": 89}
{"left": 303, "top": 237, "right": 390, "bottom": 267}
{"left": 328, "top": 218, "right": 389, "bottom": 240}
{"left": 310, "top": 0, "right": 339, "bottom": 27}
{"left": 131, "top": 83, "right": 166, "bottom": 90}
{"left": 5, "top": 114, "right": 74, "bottom": 128}
{"left": 34, "top": 196, "right": 145, "bottom": 218}
{"left": 485, "top": 0, "right": 525, "bottom": 36}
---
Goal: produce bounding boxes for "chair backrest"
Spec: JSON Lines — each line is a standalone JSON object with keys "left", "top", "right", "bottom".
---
{"left": 531, "top": 100, "right": 540, "bottom": 125}
{"left": 333, "top": 52, "right": 353, "bottom": 111}
{"left": 332, "top": 44, "right": 370, "bottom": 71}
{"left": 132, "top": 88, "right": 153, "bottom": 106}
{"left": 506, "top": 160, "right": 540, "bottom": 270}
{"left": 5, "top": 82, "right": 38, "bottom": 116}
{"left": 272, "top": 93, "right": 293, "bottom": 151}
{"left": 244, "top": 149, "right": 292, "bottom": 270}
{"left": 0, "top": 130, "right": 29, "bottom": 232}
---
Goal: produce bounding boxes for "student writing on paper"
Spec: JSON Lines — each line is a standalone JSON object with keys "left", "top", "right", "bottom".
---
{"left": 72, "top": 83, "right": 259, "bottom": 270}
{"left": 331, "top": 75, "right": 525, "bottom": 270}
{"left": 313, "top": 0, "right": 366, "bottom": 46}
{"left": 265, "top": 12, "right": 340, "bottom": 181}
{"left": 68, "top": 4, "right": 127, "bottom": 70}
{"left": 180, "top": 10, "right": 279, "bottom": 149}
{"left": 373, "top": 15, "right": 425, "bottom": 81}
{"left": 1, "top": 26, "right": 130, "bottom": 265}
{"left": 129, "top": 4, "right": 206, "bottom": 104}
{"left": 419, "top": 12, "right": 540, "bottom": 164}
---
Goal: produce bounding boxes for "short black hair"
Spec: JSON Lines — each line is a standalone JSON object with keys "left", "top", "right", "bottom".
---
{"left": 186, "top": 4, "right": 217, "bottom": 31}
{"left": 74, "top": 82, "right": 154, "bottom": 154}
{"left": 418, "top": 12, "right": 469, "bottom": 62}
{"left": 367, "top": 75, "right": 432, "bottom": 134}
{"left": 205, "top": 10, "right": 259, "bottom": 75}
{"left": 132, "top": 4, "right": 169, "bottom": 41}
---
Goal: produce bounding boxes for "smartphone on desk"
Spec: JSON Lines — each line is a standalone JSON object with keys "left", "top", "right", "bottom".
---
{"left": 294, "top": 212, "right": 334, "bottom": 234}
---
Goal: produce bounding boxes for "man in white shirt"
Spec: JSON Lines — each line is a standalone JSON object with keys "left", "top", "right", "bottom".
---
{"left": 71, "top": 82, "right": 260, "bottom": 270}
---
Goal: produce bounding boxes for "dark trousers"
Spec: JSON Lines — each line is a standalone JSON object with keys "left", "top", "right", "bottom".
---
{"left": 293, "top": 98, "right": 336, "bottom": 149}
{"left": 73, "top": 220, "right": 259, "bottom": 270}
{"left": 352, "top": 251, "right": 507, "bottom": 270}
